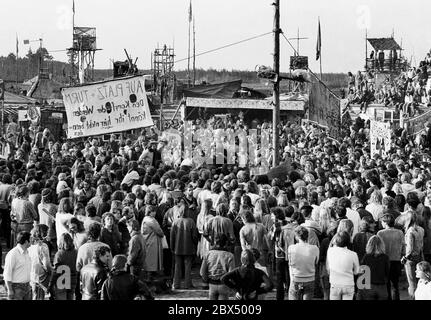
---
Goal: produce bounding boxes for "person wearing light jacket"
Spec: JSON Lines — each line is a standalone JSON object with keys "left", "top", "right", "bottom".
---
{"left": 200, "top": 234, "right": 235, "bottom": 300}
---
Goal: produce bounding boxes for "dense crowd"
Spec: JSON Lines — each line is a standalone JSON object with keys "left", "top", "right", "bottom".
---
{"left": 1, "top": 106, "right": 431, "bottom": 301}
{"left": 345, "top": 50, "right": 431, "bottom": 116}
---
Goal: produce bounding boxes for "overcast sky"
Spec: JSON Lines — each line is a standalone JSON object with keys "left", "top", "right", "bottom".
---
{"left": 1, "top": 0, "right": 430, "bottom": 74}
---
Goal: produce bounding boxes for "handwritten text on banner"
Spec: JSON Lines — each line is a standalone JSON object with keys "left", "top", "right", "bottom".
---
{"left": 62, "top": 76, "right": 154, "bottom": 138}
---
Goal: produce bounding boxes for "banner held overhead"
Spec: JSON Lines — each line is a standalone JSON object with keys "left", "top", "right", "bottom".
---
{"left": 62, "top": 75, "right": 153, "bottom": 139}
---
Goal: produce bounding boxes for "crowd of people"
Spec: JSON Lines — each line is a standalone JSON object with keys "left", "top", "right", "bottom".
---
{"left": 1, "top": 104, "right": 431, "bottom": 301}
{"left": 345, "top": 50, "right": 431, "bottom": 116}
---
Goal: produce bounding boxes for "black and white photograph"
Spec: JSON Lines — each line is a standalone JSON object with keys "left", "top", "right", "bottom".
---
{"left": 0, "top": 0, "right": 431, "bottom": 310}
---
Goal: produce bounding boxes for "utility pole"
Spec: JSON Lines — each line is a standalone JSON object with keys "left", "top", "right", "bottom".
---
{"left": 272, "top": 0, "right": 280, "bottom": 168}
{"left": 193, "top": 16, "right": 196, "bottom": 86}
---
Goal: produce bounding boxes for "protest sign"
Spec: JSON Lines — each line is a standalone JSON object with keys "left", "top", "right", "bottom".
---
{"left": 308, "top": 79, "right": 342, "bottom": 141}
{"left": 370, "top": 120, "right": 391, "bottom": 158}
{"left": 62, "top": 76, "right": 153, "bottom": 139}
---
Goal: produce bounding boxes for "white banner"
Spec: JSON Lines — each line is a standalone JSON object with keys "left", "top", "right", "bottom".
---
{"left": 18, "top": 107, "right": 41, "bottom": 122}
{"left": 62, "top": 76, "right": 153, "bottom": 139}
{"left": 370, "top": 121, "right": 391, "bottom": 158}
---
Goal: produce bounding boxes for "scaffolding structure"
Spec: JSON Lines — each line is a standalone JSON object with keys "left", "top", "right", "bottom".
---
{"left": 67, "top": 27, "right": 101, "bottom": 85}
{"left": 152, "top": 45, "right": 176, "bottom": 104}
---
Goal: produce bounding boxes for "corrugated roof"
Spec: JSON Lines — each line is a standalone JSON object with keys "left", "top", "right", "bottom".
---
{"left": 367, "top": 38, "right": 402, "bottom": 51}
{"left": 28, "top": 77, "right": 64, "bottom": 100}
{"left": 4, "top": 91, "right": 37, "bottom": 105}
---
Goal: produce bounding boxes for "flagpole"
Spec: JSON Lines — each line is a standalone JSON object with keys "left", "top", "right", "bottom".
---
{"left": 187, "top": 0, "right": 192, "bottom": 88}
{"left": 193, "top": 16, "right": 196, "bottom": 86}
{"left": 16, "top": 34, "right": 19, "bottom": 87}
{"left": 319, "top": 17, "right": 322, "bottom": 80}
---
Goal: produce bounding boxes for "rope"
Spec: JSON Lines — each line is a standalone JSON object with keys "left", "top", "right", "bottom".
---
{"left": 174, "top": 31, "right": 273, "bottom": 64}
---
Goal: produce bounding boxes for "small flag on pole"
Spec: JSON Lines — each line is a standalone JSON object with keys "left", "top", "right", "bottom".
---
{"left": 188, "top": 0, "right": 192, "bottom": 22}
{"left": 316, "top": 18, "right": 321, "bottom": 61}
{"left": 23, "top": 39, "right": 30, "bottom": 45}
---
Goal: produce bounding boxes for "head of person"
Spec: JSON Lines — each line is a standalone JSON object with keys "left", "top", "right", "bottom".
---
{"left": 366, "top": 235, "right": 386, "bottom": 256}
{"left": 416, "top": 261, "right": 431, "bottom": 282}
{"left": 380, "top": 213, "right": 395, "bottom": 229}
{"left": 277, "top": 193, "right": 289, "bottom": 207}
{"left": 87, "top": 222, "right": 102, "bottom": 241}
{"left": 111, "top": 254, "right": 128, "bottom": 272}
{"left": 59, "top": 197, "right": 74, "bottom": 214}
{"left": 30, "top": 225, "right": 46, "bottom": 245}
{"left": 271, "top": 207, "right": 286, "bottom": 224}
{"left": 145, "top": 205, "right": 157, "bottom": 218}
{"left": 240, "top": 249, "right": 256, "bottom": 267}
{"left": 68, "top": 217, "right": 84, "bottom": 234}
{"left": 294, "top": 226, "right": 309, "bottom": 243}
{"left": 41, "top": 188, "right": 53, "bottom": 204}
{"left": 335, "top": 205, "right": 347, "bottom": 219}
{"left": 127, "top": 219, "right": 140, "bottom": 234}
{"left": 215, "top": 203, "right": 228, "bottom": 217}
{"left": 16, "top": 185, "right": 29, "bottom": 199}
{"left": 102, "top": 212, "right": 116, "bottom": 229}
{"left": 16, "top": 231, "right": 31, "bottom": 249}
{"left": 241, "top": 209, "right": 256, "bottom": 224}
{"left": 337, "top": 219, "right": 354, "bottom": 237}
{"left": 229, "top": 198, "right": 240, "bottom": 213}
{"left": 213, "top": 234, "right": 228, "bottom": 250}
{"left": 93, "top": 245, "right": 112, "bottom": 267}
{"left": 333, "top": 231, "right": 351, "bottom": 248}
{"left": 58, "top": 233, "right": 75, "bottom": 251}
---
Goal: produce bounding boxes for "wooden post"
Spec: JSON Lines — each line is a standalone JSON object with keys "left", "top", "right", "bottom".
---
{"left": 272, "top": 0, "right": 280, "bottom": 168}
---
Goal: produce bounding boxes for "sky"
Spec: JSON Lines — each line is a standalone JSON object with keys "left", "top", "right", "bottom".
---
{"left": 1, "top": 0, "right": 430, "bottom": 74}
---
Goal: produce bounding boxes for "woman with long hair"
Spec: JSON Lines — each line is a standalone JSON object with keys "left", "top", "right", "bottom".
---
{"left": 326, "top": 231, "right": 361, "bottom": 300}
{"left": 276, "top": 193, "right": 289, "bottom": 208}
{"left": 197, "top": 199, "right": 214, "bottom": 259}
{"left": 49, "top": 233, "right": 77, "bottom": 300}
{"left": 319, "top": 207, "right": 334, "bottom": 238}
{"left": 415, "top": 261, "right": 431, "bottom": 300}
{"left": 254, "top": 199, "right": 269, "bottom": 225}
{"left": 366, "top": 190, "right": 384, "bottom": 222}
{"left": 55, "top": 197, "right": 74, "bottom": 248}
{"left": 28, "top": 225, "right": 52, "bottom": 300}
{"left": 141, "top": 205, "right": 164, "bottom": 280}
{"left": 402, "top": 211, "right": 425, "bottom": 299}
{"left": 357, "top": 236, "right": 390, "bottom": 300}
{"left": 239, "top": 209, "right": 269, "bottom": 270}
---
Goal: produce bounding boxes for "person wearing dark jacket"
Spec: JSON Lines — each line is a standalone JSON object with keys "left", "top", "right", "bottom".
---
{"left": 101, "top": 255, "right": 154, "bottom": 300}
{"left": 100, "top": 212, "right": 122, "bottom": 256}
{"left": 357, "top": 236, "right": 390, "bottom": 300}
{"left": 170, "top": 203, "right": 199, "bottom": 290}
{"left": 80, "top": 246, "right": 111, "bottom": 300}
{"left": 221, "top": 249, "right": 273, "bottom": 300}
{"left": 127, "top": 219, "right": 145, "bottom": 279}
